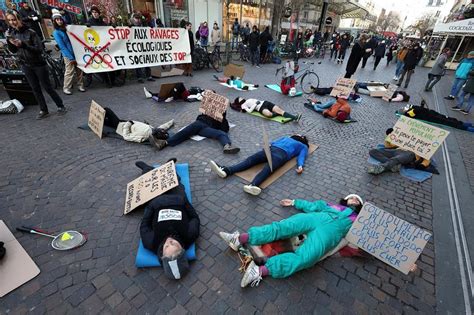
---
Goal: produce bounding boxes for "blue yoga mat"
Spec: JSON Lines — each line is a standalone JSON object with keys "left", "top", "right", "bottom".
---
{"left": 135, "top": 163, "right": 196, "bottom": 268}
{"left": 265, "top": 84, "right": 303, "bottom": 97}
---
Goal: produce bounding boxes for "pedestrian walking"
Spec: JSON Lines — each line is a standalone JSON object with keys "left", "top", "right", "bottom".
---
{"left": 361, "top": 35, "right": 377, "bottom": 68}
{"left": 386, "top": 42, "right": 397, "bottom": 66}
{"left": 5, "top": 10, "right": 65, "bottom": 119}
{"left": 393, "top": 44, "right": 409, "bottom": 80}
{"left": 329, "top": 34, "right": 339, "bottom": 60}
{"left": 344, "top": 34, "right": 369, "bottom": 78}
{"left": 259, "top": 26, "right": 273, "bottom": 63}
{"left": 199, "top": 22, "right": 209, "bottom": 47}
{"left": 397, "top": 42, "right": 423, "bottom": 89}
{"left": 445, "top": 51, "right": 474, "bottom": 100}
{"left": 373, "top": 40, "right": 386, "bottom": 70}
{"left": 337, "top": 34, "right": 350, "bottom": 64}
{"left": 452, "top": 69, "right": 474, "bottom": 114}
{"left": 249, "top": 25, "right": 260, "bottom": 67}
{"left": 425, "top": 48, "right": 451, "bottom": 91}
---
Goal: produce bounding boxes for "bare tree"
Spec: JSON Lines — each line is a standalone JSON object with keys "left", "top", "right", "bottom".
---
{"left": 411, "top": 14, "right": 437, "bottom": 37}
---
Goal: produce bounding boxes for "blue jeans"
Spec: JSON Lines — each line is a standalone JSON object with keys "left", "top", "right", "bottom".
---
{"left": 313, "top": 100, "right": 336, "bottom": 112}
{"left": 200, "top": 37, "right": 208, "bottom": 47}
{"left": 250, "top": 48, "right": 260, "bottom": 66}
{"left": 167, "top": 120, "right": 230, "bottom": 147}
{"left": 456, "top": 90, "right": 474, "bottom": 112}
{"left": 231, "top": 34, "right": 239, "bottom": 50}
{"left": 450, "top": 78, "right": 467, "bottom": 97}
{"left": 226, "top": 147, "right": 289, "bottom": 186}
{"left": 395, "top": 60, "right": 404, "bottom": 77}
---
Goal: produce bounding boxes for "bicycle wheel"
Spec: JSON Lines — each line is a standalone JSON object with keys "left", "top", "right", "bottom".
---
{"left": 210, "top": 53, "right": 223, "bottom": 72}
{"left": 300, "top": 71, "right": 319, "bottom": 94}
{"left": 47, "top": 63, "right": 61, "bottom": 89}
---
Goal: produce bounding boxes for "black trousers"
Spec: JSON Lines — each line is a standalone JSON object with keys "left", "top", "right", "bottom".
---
{"left": 374, "top": 56, "right": 382, "bottom": 69}
{"left": 104, "top": 107, "right": 124, "bottom": 129}
{"left": 369, "top": 148, "right": 415, "bottom": 168}
{"left": 22, "top": 64, "right": 63, "bottom": 113}
{"left": 361, "top": 53, "right": 371, "bottom": 68}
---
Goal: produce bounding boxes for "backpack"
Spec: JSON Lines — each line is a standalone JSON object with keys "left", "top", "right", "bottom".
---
{"left": 195, "top": 30, "right": 200, "bottom": 40}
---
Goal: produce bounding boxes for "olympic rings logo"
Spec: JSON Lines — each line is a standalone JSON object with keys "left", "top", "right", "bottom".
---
{"left": 83, "top": 54, "right": 113, "bottom": 69}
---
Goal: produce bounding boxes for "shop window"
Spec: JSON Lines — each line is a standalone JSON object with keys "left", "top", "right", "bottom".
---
{"left": 163, "top": 0, "right": 188, "bottom": 27}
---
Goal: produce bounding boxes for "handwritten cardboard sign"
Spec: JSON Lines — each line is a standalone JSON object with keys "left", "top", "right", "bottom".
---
{"left": 199, "top": 90, "right": 229, "bottom": 122}
{"left": 382, "top": 84, "right": 399, "bottom": 101}
{"left": 224, "top": 63, "right": 245, "bottom": 79}
{"left": 330, "top": 78, "right": 357, "bottom": 99}
{"left": 88, "top": 101, "right": 106, "bottom": 139}
{"left": 346, "top": 203, "right": 432, "bottom": 274}
{"left": 262, "top": 128, "right": 272, "bottom": 172}
{"left": 386, "top": 115, "right": 449, "bottom": 160}
{"left": 124, "top": 161, "right": 179, "bottom": 215}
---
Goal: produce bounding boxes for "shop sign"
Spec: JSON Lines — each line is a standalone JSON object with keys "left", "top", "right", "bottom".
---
{"left": 40, "top": 0, "right": 83, "bottom": 14}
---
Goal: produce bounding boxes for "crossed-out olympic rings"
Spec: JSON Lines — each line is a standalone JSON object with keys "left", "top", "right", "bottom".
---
{"left": 83, "top": 54, "right": 113, "bottom": 69}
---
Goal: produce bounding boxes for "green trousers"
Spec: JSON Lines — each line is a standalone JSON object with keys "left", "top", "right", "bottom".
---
{"left": 248, "top": 212, "right": 352, "bottom": 278}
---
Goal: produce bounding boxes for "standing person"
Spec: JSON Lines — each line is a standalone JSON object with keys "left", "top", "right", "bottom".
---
{"left": 444, "top": 51, "right": 474, "bottom": 100}
{"left": 156, "top": 18, "right": 165, "bottom": 27}
{"left": 183, "top": 22, "right": 194, "bottom": 77}
{"left": 425, "top": 48, "right": 451, "bottom": 91}
{"left": 329, "top": 34, "right": 339, "bottom": 60}
{"left": 52, "top": 10, "right": 85, "bottom": 95}
{"left": 241, "top": 23, "right": 250, "bottom": 45}
{"left": 344, "top": 34, "right": 368, "bottom": 78}
{"left": 361, "top": 35, "right": 377, "bottom": 68}
{"left": 337, "top": 33, "right": 350, "bottom": 64}
{"left": 231, "top": 18, "right": 240, "bottom": 50}
{"left": 397, "top": 42, "right": 423, "bottom": 89}
{"left": 249, "top": 25, "right": 260, "bottom": 68}
{"left": 394, "top": 44, "right": 409, "bottom": 80}
{"left": 199, "top": 22, "right": 209, "bottom": 47}
{"left": 452, "top": 69, "right": 474, "bottom": 114}
{"left": 259, "top": 26, "right": 273, "bottom": 64}
{"left": 5, "top": 10, "right": 65, "bottom": 119}
{"left": 195, "top": 23, "right": 201, "bottom": 42}
{"left": 373, "top": 40, "right": 386, "bottom": 70}
{"left": 386, "top": 42, "right": 397, "bottom": 66}
{"left": 211, "top": 22, "right": 221, "bottom": 47}
{"left": 323, "top": 30, "right": 329, "bottom": 42}
{"left": 129, "top": 13, "right": 154, "bottom": 83}
{"left": 18, "top": 2, "right": 43, "bottom": 40}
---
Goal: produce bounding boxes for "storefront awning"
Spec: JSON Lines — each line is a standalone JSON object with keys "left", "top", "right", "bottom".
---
{"left": 433, "top": 18, "right": 474, "bottom": 34}
{"left": 328, "top": 0, "right": 372, "bottom": 20}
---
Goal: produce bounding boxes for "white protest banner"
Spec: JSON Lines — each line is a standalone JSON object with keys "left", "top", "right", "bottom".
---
{"left": 199, "top": 90, "right": 229, "bottom": 122}
{"left": 386, "top": 115, "right": 449, "bottom": 160}
{"left": 382, "top": 84, "right": 398, "bottom": 101}
{"left": 262, "top": 128, "right": 273, "bottom": 172}
{"left": 330, "top": 78, "right": 357, "bottom": 99}
{"left": 346, "top": 203, "right": 432, "bottom": 274}
{"left": 67, "top": 25, "right": 191, "bottom": 74}
{"left": 88, "top": 100, "right": 106, "bottom": 139}
{"left": 124, "top": 161, "right": 179, "bottom": 215}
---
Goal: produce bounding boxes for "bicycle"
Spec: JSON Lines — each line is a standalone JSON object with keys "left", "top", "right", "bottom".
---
{"left": 275, "top": 61, "right": 321, "bottom": 94}
{"left": 42, "top": 42, "right": 64, "bottom": 89}
{"left": 231, "top": 41, "right": 250, "bottom": 62}
{"left": 192, "top": 43, "right": 222, "bottom": 72}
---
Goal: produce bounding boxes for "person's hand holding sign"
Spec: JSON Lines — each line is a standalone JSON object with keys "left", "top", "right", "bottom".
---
{"left": 296, "top": 166, "right": 303, "bottom": 174}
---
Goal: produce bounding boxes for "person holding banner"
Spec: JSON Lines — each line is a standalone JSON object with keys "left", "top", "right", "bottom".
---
{"left": 218, "top": 194, "right": 364, "bottom": 287}
{"left": 5, "top": 10, "right": 66, "bottom": 120}
{"left": 209, "top": 135, "right": 309, "bottom": 196}
{"left": 137, "top": 160, "right": 200, "bottom": 280}
{"left": 129, "top": 13, "right": 154, "bottom": 83}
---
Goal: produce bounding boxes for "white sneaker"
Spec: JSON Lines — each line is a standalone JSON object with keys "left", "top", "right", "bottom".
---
{"left": 219, "top": 231, "right": 240, "bottom": 251}
{"left": 144, "top": 87, "right": 153, "bottom": 99}
{"left": 158, "top": 119, "right": 174, "bottom": 130}
{"left": 63, "top": 88, "right": 72, "bottom": 95}
{"left": 165, "top": 97, "right": 174, "bottom": 103}
{"left": 243, "top": 184, "right": 261, "bottom": 196}
{"left": 241, "top": 261, "right": 262, "bottom": 288}
{"left": 209, "top": 160, "right": 227, "bottom": 178}
{"left": 78, "top": 86, "right": 86, "bottom": 92}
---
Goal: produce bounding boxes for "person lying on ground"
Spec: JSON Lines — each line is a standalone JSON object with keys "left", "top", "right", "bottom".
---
{"left": 137, "top": 160, "right": 200, "bottom": 280}
{"left": 219, "top": 194, "right": 364, "bottom": 287}
{"left": 310, "top": 87, "right": 361, "bottom": 102}
{"left": 397, "top": 101, "right": 474, "bottom": 132}
{"left": 103, "top": 107, "right": 174, "bottom": 143}
{"left": 231, "top": 97, "right": 301, "bottom": 122}
{"left": 387, "top": 91, "right": 410, "bottom": 102}
{"left": 354, "top": 82, "right": 410, "bottom": 102}
{"left": 209, "top": 134, "right": 309, "bottom": 196}
{"left": 213, "top": 74, "right": 259, "bottom": 90}
{"left": 304, "top": 98, "right": 352, "bottom": 122}
{"left": 368, "top": 128, "right": 438, "bottom": 175}
{"left": 144, "top": 84, "right": 204, "bottom": 102}
{"left": 148, "top": 111, "right": 240, "bottom": 154}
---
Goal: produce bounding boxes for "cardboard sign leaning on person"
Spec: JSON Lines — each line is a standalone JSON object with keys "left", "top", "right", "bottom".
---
{"left": 199, "top": 91, "right": 229, "bottom": 122}
{"left": 330, "top": 78, "right": 357, "bottom": 99}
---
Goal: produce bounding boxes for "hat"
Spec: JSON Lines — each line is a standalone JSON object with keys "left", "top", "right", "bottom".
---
{"left": 344, "top": 194, "right": 364, "bottom": 205}
{"left": 468, "top": 51, "right": 474, "bottom": 57}
{"left": 336, "top": 111, "right": 349, "bottom": 122}
{"left": 162, "top": 251, "right": 190, "bottom": 280}
{"left": 51, "top": 8, "right": 62, "bottom": 20}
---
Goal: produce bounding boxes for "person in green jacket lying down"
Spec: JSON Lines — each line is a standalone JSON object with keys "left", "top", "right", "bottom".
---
{"left": 219, "top": 194, "right": 364, "bottom": 287}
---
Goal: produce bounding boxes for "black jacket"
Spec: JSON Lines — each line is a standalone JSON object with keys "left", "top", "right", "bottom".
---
{"left": 403, "top": 47, "right": 423, "bottom": 70}
{"left": 374, "top": 43, "right": 386, "bottom": 57}
{"left": 140, "top": 184, "right": 200, "bottom": 255}
{"left": 259, "top": 30, "right": 273, "bottom": 47}
{"left": 7, "top": 25, "right": 45, "bottom": 66}
{"left": 405, "top": 105, "right": 466, "bottom": 130}
{"left": 340, "top": 37, "right": 350, "bottom": 50}
{"left": 249, "top": 31, "right": 260, "bottom": 50}
{"left": 346, "top": 41, "right": 364, "bottom": 75}
{"left": 18, "top": 7, "right": 40, "bottom": 29}
{"left": 196, "top": 112, "right": 230, "bottom": 132}
{"left": 188, "top": 29, "right": 194, "bottom": 53}
{"left": 88, "top": 17, "right": 106, "bottom": 26}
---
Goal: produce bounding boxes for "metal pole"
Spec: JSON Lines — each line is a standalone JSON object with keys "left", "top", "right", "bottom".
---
{"left": 318, "top": 0, "right": 328, "bottom": 32}
{"left": 449, "top": 34, "right": 465, "bottom": 67}
{"left": 257, "top": 0, "right": 262, "bottom": 29}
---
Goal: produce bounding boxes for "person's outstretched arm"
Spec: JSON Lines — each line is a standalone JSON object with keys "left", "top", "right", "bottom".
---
{"left": 280, "top": 198, "right": 327, "bottom": 213}
{"left": 296, "top": 145, "right": 308, "bottom": 174}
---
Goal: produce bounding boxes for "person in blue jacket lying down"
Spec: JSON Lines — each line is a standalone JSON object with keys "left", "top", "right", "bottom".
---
{"left": 209, "top": 134, "right": 309, "bottom": 196}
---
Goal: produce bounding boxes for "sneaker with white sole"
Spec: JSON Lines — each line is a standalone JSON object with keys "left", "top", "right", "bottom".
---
{"left": 241, "top": 261, "right": 262, "bottom": 288}
{"left": 63, "top": 88, "right": 72, "bottom": 95}
{"left": 209, "top": 160, "right": 227, "bottom": 178}
{"left": 223, "top": 144, "right": 240, "bottom": 154}
{"left": 165, "top": 97, "right": 174, "bottom": 103}
{"left": 144, "top": 87, "right": 153, "bottom": 99}
{"left": 243, "top": 184, "right": 261, "bottom": 196}
{"left": 158, "top": 119, "right": 174, "bottom": 130}
{"left": 78, "top": 86, "right": 86, "bottom": 92}
{"left": 461, "top": 110, "right": 469, "bottom": 115}
{"left": 219, "top": 231, "right": 240, "bottom": 251}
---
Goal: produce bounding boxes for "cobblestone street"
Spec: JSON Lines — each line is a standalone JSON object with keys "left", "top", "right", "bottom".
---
{"left": 1, "top": 56, "right": 473, "bottom": 314}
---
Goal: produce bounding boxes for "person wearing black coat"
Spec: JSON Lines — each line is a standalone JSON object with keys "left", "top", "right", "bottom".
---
{"left": 373, "top": 41, "right": 386, "bottom": 70}
{"left": 259, "top": 26, "right": 273, "bottom": 63}
{"left": 138, "top": 161, "right": 200, "bottom": 280}
{"left": 361, "top": 36, "right": 377, "bottom": 68}
{"left": 249, "top": 25, "right": 260, "bottom": 67}
{"left": 344, "top": 34, "right": 368, "bottom": 78}
{"left": 18, "top": 3, "right": 43, "bottom": 39}
{"left": 87, "top": 6, "right": 106, "bottom": 26}
{"left": 397, "top": 42, "right": 423, "bottom": 88}
{"left": 337, "top": 33, "right": 350, "bottom": 64}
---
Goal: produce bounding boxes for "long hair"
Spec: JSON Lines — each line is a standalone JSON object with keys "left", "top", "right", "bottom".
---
{"left": 52, "top": 17, "right": 67, "bottom": 31}
{"left": 290, "top": 134, "right": 309, "bottom": 147}
{"left": 338, "top": 198, "right": 363, "bottom": 214}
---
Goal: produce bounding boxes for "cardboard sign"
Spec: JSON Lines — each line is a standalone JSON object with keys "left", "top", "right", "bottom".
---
{"left": 367, "top": 85, "right": 387, "bottom": 97}
{"left": 88, "top": 101, "right": 106, "bottom": 139}
{"left": 67, "top": 26, "right": 191, "bottom": 74}
{"left": 346, "top": 203, "right": 432, "bottom": 274}
{"left": 386, "top": 115, "right": 449, "bottom": 160}
{"left": 224, "top": 63, "right": 245, "bottom": 79}
{"left": 199, "top": 91, "right": 229, "bottom": 122}
{"left": 262, "top": 128, "right": 272, "bottom": 172}
{"left": 158, "top": 82, "right": 181, "bottom": 99}
{"left": 124, "top": 161, "right": 179, "bottom": 215}
{"left": 382, "top": 84, "right": 398, "bottom": 101}
{"left": 330, "top": 78, "right": 357, "bottom": 99}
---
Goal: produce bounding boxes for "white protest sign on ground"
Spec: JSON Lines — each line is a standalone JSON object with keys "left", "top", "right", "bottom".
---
{"left": 67, "top": 26, "right": 191, "bottom": 74}
{"left": 346, "top": 203, "right": 432, "bottom": 274}
{"left": 262, "top": 128, "right": 273, "bottom": 172}
{"left": 330, "top": 78, "right": 357, "bottom": 99}
{"left": 88, "top": 100, "right": 106, "bottom": 139}
{"left": 382, "top": 84, "right": 398, "bottom": 101}
{"left": 199, "top": 90, "right": 229, "bottom": 122}
{"left": 124, "top": 161, "right": 179, "bottom": 215}
{"left": 386, "top": 115, "right": 449, "bottom": 160}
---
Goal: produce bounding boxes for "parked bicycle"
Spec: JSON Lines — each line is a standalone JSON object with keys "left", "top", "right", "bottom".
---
{"left": 275, "top": 61, "right": 321, "bottom": 94}
{"left": 231, "top": 41, "right": 250, "bottom": 62}
{"left": 192, "top": 42, "right": 222, "bottom": 72}
{"left": 43, "top": 48, "right": 64, "bottom": 89}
